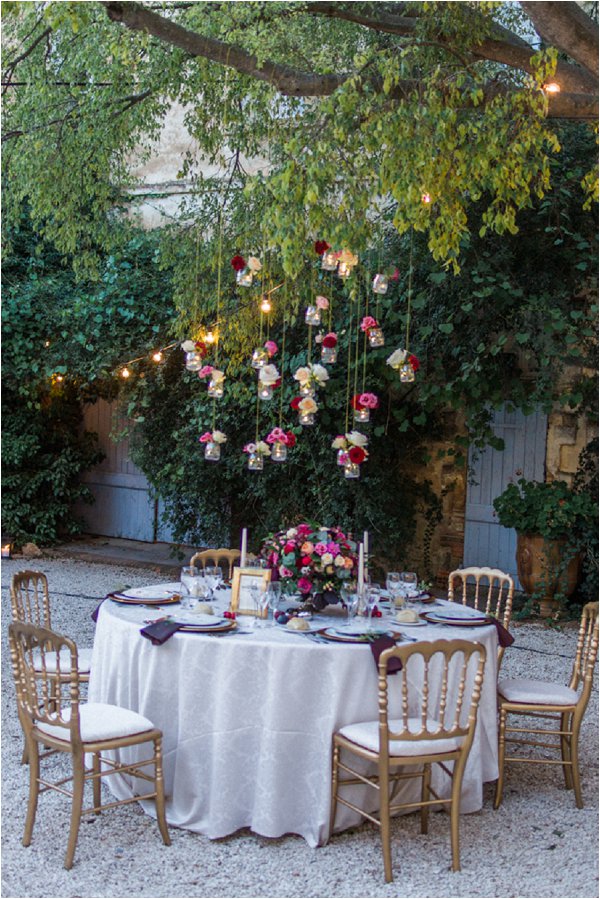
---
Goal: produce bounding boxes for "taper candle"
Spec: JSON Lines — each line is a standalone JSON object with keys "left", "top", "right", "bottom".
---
{"left": 240, "top": 528, "right": 247, "bottom": 567}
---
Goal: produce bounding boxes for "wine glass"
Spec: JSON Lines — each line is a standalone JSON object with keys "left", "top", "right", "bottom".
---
{"left": 365, "top": 585, "right": 381, "bottom": 632}
{"left": 204, "top": 566, "right": 222, "bottom": 599}
{"left": 266, "top": 582, "right": 282, "bottom": 625}
{"left": 340, "top": 585, "right": 360, "bottom": 624}
{"left": 250, "top": 582, "right": 268, "bottom": 627}
{"left": 180, "top": 566, "right": 200, "bottom": 609}
{"left": 400, "top": 571, "right": 419, "bottom": 604}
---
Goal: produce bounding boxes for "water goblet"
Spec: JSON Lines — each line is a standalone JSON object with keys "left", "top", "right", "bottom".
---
{"left": 341, "top": 585, "right": 360, "bottom": 623}
{"left": 400, "top": 571, "right": 419, "bottom": 606}
{"left": 180, "top": 566, "right": 199, "bottom": 609}
{"left": 365, "top": 585, "right": 381, "bottom": 632}
{"left": 204, "top": 566, "right": 222, "bottom": 600}
{"left": 267, "top": 583, "right": 282, "bottom": 625}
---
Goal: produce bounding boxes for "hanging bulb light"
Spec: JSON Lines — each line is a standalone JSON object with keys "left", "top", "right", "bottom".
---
{"left": 421, "top": 192, "right": 432, "bottom": 205}
{"left": 543, "top": 82, "right": 561, "bottom": 94}
{"left": 121, "top": 367, "right": 131, "bottom": 379}
{"left": 205, "top": 330, "right": 216, "bottom": 345}
{"left": 260, "top": 297, "right": 272, "bottom": 313}
{"left": 152, "top": 351, "right": 163, "bottom": 363}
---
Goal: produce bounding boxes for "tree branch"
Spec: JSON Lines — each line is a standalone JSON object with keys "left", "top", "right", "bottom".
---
{"left": 520, "top": 1, "right": 599, "bottom": 79}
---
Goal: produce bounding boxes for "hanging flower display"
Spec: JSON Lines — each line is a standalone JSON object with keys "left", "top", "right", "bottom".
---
{"left": 181, "top": 339, "right": 207, "bottom": 371}
{"left": 352, "top": 392, "right": 379, "bottom": 423}
{"left": 297, "top": 396, "right": 318, "bottom": 426}
{"left": 243, "top": 440, "right": 271, "bottom": 471}
{"left": 199, "top": 430, "right": 227, "bottom": 462}
{"left": 318, "top": 240, "right": 337, "bottom": 270}
{"left": 332, "top": 432, "right": 369, "bottom": 478}
{"left": 314, "top": 240, "right": 330, "bottom": 255}
{"left": 305, "top": 305, "right": 321, "bottom": 326}
{"left": 198, "top": 366, "right": 225, "bottom": 397}
{"left": 258, "top": 364, "right": 280, "bottom": 400}
{"left": 264, "top": 340, "right": 278, "bottom": 358}
{"left": 266, "top": 427, "right": 296, "bottom": 462}
{"left": 294, "top": 363, "right": 329, "bottom": 396}
{"left": 232, "top": 254, "right": 253, "bottom": 286}
{"left": 247, "top": 256, "right": 262, "bottom": 272}
{"left": 231, "top": 255, "right": 246, "bottom": 272}
{"left": 361, "top": 315, "right": 385, "bottom": 348}
{"left": 319, "top": 331, "right": 338, "bottom": 364}
{"left": 337, "top": 249, "right": 358, "bottom": 278}
{"left": 387, "top": 348, "right": 420, "bottom": 382}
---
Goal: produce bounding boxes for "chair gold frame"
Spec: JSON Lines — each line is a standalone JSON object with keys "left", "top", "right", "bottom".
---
{"left": 330, "top": 639, "right": 487, "bottom": 882}
{"left": 448, "top": 566, "right": 514, "bottom": 666}
{"left": 494, "top": 601, "right": 598, "bottom": 810}
{"left": 190, "top": 548, "right": 241, "bottom": 580}
{"left": 9, "top": 621, "right": 171, "bottom": 869}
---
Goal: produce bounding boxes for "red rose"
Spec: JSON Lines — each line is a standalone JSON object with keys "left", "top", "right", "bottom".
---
{"left": 301, "top": 556, "right": 312, "bottom": 566}
{"left": 322, "top": 333, "right": 337, "bottom": 348}
{"left": 348, "top": 446, "right": 366, "bottom": 464}
{"left": 273, "top": 377, "right": 282, "bottom": 388}
{"left": 290, "top": 396, "right": 302, "bottom": 411}
{"left": 284, "top": 541, "right": 296, "bottom": 553}
{"left": 314, "top": 240, "right": 330, "bottom": 255}
{"left": 231, "top": 254, "right": 246, "bottom": 271}
{"left": 409, "top": 354, "right": 420, "bottom": 372}
{"left": 285, "top": 431, "right": 297, "bottom": 448}
{"left": 351, "top": 394, "right": 365, "bottom": 410}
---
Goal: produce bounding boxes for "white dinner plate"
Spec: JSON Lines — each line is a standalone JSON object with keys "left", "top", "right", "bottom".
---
{"left": 393, "top": 619, "right": 427, "bottom": 627}
{"left": 170, "top": 613, "right": 228, "bottom": 628}
{"left": 280, "top": 622, "right": 323, "bottom": 635}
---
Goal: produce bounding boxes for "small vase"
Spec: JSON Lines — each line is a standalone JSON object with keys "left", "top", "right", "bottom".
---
{"left": 399, "top": 363, "right": 415, "bottom": 383}
{"left": 271, "top": 442, "right": 287, "bottom": 462}
{"left": 344, "top": 461, "right": 360, "bottom": 479}
{"left": 368, "top": 328, "right": 385, "bottom": 348}
{"left": 299, "top": 412, "right": 315, "bottom": 426}
{"left": 337, "top": 449, "right": 349, "bottom": 466}
{"left": 236, "top": 268, "right": 253, "bottom": 287}
{"left": 337, "top": 261, "right": 351, "bottom": 279}
{"left": 208, "top": 379, "right": 224, "bottom": 398}
{"left": 305, "top": 305, "right": 321, "bottom": 326}
{"left": 204, "top": 441, "right": 221, "bottom": 461}
{"left": 258, "top": 383, "right": 273, "bottom": 401}
{"left": 354, "top": 407, "right": 370, "bottom": 423}
{"left": 372, "top": 274, "right": 389, "bottom": 295}
{"left": 321, "top": 251, "right": 338, "bottom": 271}
{"left": 321, "top": 345, "right": 337, "bottom": 364}
{"left": 299, "top": 383, "right": 315, "bottom": 397}
{"left": 248, "top": 452, "right": 264, "bottom": 471}
{"left": 185, "top": 351, "right": 204, "bottom": 372}
{"left": 251, "top": 348, "right": 268, "bottom": 369}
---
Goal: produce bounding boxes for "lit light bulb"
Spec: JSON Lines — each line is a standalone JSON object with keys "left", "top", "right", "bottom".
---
{"left": 543, "top": 82, "right": 561, "bottom": 94}
{"left": 121, "top": 367, "right": 131, "bottom": 379}
{"left": 205, "top": 331, "right": 216, "bottom": 344}
{"left": 152, "top": 351, "right": 163, "bottom": 363}
{"left": 421, "top": 192, "right": 432, "bottom": 204}
{"left": 260, "top": 297, "right": 272, "bottom": 313}
{"left": 55, "top": 375, "right": 64, "bottom": 382}
{"left": 44, "top": 340, "right": 51, "bottom": 348}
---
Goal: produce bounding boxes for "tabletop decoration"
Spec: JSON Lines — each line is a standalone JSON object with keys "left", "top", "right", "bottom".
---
{"left": 259, "top": 522, "right": 358, "bottom": 609}
{"left": 199, "top": 429, "right": 227, "bottom": 461}
{"left": 352, "top": 391, "right": 379, "bottom": 423}
{"left": 244, "top": 440, "right": 271, "bottom": 471}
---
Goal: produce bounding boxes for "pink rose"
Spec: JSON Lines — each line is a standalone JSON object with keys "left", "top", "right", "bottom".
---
{"left": 267, "top": 551, "right": 279, "bottom": 566}
{"left": 267, "top": 427, "right": 287, "bottom": 444}
{"left": 198, "top": 432, "right": 213, "bottom": 443}
{"left": 284, "top": 541, "right": 296, "bottom": 554}
{"left": 296, "top": 524, "right": 313, "bottom": 538}
{"left": 316, "top": 295, "right": 329, "bottom": 310}
{"left": 326, "top": 541, "right": 340, "bottom": 555}
{"left": 314, "top": 542, "right": 328, "bottom": 556}
{"left": 359, "top": 392, "right": 379, "bottom": 409}
{"left": 300, "top": 541, "right": 314, "bottom": 555}
{"left": 197, "top": 365, "right": 214, "bottom": 379}
{"left": 264, "top": 340, "right": 278, "bottom": 357}
{"left": 361, "top": 316, "right": 378, "bottom": 333}
{"left": 279, "top": 566, "right": 293, "bottom": 578}
{"left": 297, "top": 577, "right": 312, "bottom": 594}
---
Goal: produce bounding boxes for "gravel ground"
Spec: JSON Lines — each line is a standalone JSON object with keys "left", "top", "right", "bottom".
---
{"left": 2, "top": 556, "right": 598, "bottom": 899}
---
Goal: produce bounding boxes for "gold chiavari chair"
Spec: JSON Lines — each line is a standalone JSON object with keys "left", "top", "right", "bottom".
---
{"left": 8, "top": 621, "right": 171, "bottom": 870}
{"left": 329, "top": 639, "right": 487, "bottom": 882}
{"left": 448, "top": 566, "right": 514, "bottom": 667}
{"left": 190, "top": 548, "right": 241, "bottom": 580}
{"left": 494, "top": 601, "right": 598, "bottom": 810}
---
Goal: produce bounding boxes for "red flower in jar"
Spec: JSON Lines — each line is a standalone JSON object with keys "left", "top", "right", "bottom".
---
{"left": 231, "top": 254, "right": 246, "bottom": 271}
{"left": 314, "top": 240, "right": 330, "bottom": 255}
{"left": 322, "top": 332, "right": 338, "bottom": 348}
{"left": 348, "top": 446, "right": 366, "bottom": 464}
{"left": 290, "top": 396, "right": 302, "bottom": 411}
{"left": 409, "top": 354, "right": 420, "bottom": 372}
{"left": 285, "top": 431, "right": 297, "bottom": 448}
{"left": 351, "top": 393, "right": 366, "bottom": 410}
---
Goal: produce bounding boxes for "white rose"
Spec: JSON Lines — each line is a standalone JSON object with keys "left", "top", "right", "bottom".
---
{"left": 259, "top": 364, "right": 280, "bottom": 385}
{"left": 212, "top": 431, "right": 227, "bottom": 444}
{"left": 256, "top": 440, "right": 271, "bottom": 456}
{"left": 286, "top": 528, "right": 298, "bottom": 538}
{"left": 247, "top": 256, "right": 262, "bottom": 272}
{"left": 321, "top": 552, "right": 334, "bottom": 566}
{"left": 334, "top": 555, "right": 346, "bottom": 567}
{"left": 211, "top": 368, "right": 226, "bottom": 383}
{"left": 386, "top": 348, "right": 407, "bottom": 369}
{"left": 331, "top": 436, "right": 347, "bottom": 449}
{"left": 298, "top": 396, "right": 318, "bottom": 414}
{"left": 310, "top": 363, "right": 329, "bottom": 383}
{"left": 294, "top": 366, "right": 310, "bottom": 384}
{"left": 345, "top": 430, "right": 368, "bottom": 447}
{"left": 181, "top": 340, "right": 196, "bottom": 352}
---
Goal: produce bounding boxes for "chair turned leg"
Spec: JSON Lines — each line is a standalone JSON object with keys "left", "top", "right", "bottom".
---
{"left": 64, "top": 753, "right": 85, "bottom": 870}
{"left": 92, "top": 754, "right": 101, "bottom": 813}
{"left": 560, "top": 712, "right": 574, "bottom": 791}
{"left": 570, "top": 722, "right": 584, "bottom": 810}
{"left": 420, "top": 764, "right": 431, "bottom": 834}
{"left": 379, "top": 763, "right": 393, "bottom": 883}
{"left": 23, "top": 739, "right": 40, "bottom": 847}
{"left": 329, "top": 742, "right": 340, "bottom": 842}
{"left": 494, "top": 708, "right": 507, "bottom": 810}
{"left": 154, "top": 738, "right": 171, "bottom": 846}
{"left": 449, "top": 759, "right": 466, "bottom": 872}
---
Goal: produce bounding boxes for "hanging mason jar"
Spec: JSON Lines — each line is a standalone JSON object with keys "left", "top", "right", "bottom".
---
{"left": 337, "top": 449, "right": 349, "bottom": 466}
{"left": 236, "top": 268, "right": 253, "bottom": 287}
{"left": 204, "top": 442, "right": 221, "bottom": 461}
{"left": 299, "top": 383, "right": 315, "bottom": 397}
{"left": 251, "top": 347, "right": 269, "bottom": 369}
{"left": 354, "top": 407, "right": 370, "bottom": 423}
{"left": 399, "top": 363, "right": 415, "bottom": 383}
{"left": 185, "top": 352, "right": 204, "bottom": 372}
{"left": 372, "top": 274, "right": 389, "bottom": 295}
{"left": 368, "top": 327, "right": 385, "bottom": 348}
{"left": 321, "top": 345, "right": 337, "bottom": 364}
{"left": 247, "top": 452, "right": 264, "bottom": 471}
{"left": 305, "top": 305, "right": 321, "bottom": 326}
{"left": 343, "top": 461, "right": 360, "bottom": 479}
{"left": 299, "top": 411, "right": 315, "bottom": 426}
{"left": 337, "top": 261, "right": 351, "bottom": 279}
{"left": 207, "top": 379, "right": 224, "bottom": 398}
{"left": 258, "top": 383, "right": 273, "bottom": 401}
{"left": 271, "top": 442, "right": 287, "bottom": 462}
{"left": 321, "top": 250, "right": 337, "bottom": 271}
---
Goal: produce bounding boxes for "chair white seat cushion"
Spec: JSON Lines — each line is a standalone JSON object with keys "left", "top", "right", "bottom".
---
{"left": 36, "top": 703, "right": 156, "bottom": 744}
{"left": 498, "top": 677, "right": 578, "bottom": 706}
{"left": 32, "top": 647, "right": 93, "bottom": 675}
{"left": 338, "top": 717, "right": 463, "bottom": 756}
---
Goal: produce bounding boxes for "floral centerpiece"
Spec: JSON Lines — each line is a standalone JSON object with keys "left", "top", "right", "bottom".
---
{"left": 259, "top": 522, "right": 358, "bottom": 607}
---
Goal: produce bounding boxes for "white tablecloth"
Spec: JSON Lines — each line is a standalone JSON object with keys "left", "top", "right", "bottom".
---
{"left": 88, "top": 589, "right": 499, "bottom": 847}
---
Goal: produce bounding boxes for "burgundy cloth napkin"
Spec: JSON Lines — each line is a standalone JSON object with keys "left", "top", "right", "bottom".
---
{"left": 370, "top": 635, "right": 403, "bottom": 675}
{"left": 91, "top": 600, "right": 105, "bottom": 623}
{"left": 487, "top": 618, "right": 515, "bottom": 648}
{"left": 140, "top": 620, "right": 182, "bottom": 645}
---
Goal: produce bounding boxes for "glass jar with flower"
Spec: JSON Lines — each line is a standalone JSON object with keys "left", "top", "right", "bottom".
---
{"left": 320, "top": 331, "right": 338, "bottom": 364}
{"left": 181, "top": 339, "right": 207, "bottom": 371}
{"left": 258, "top": 364, "right": 280, "bottom": 401}
{"left": 266, "top": 427, "right": 296, "bottom": 462}
{"left": 294, "top": 363, "right": 330, "bottom": 397}
{"left": 198, "top": 430, "right": 227, "bottom": 461}
{"left": 243, "top": 440, "right": 271, "bottom": 471}
{"left": 386, "top": 348, "right": 420, "bottom": 382}
{"left": 361, "top": 315, "right": 385, "bottom": 348}
{"left": 352, "top": 392, "right": 379, "bottom": 423}
{"left": 332, "top": 431, "right": 369, "bottom": 478}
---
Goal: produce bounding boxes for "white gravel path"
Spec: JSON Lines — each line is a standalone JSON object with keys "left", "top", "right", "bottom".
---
{"left": 1, "top": 556, "right": 598, "bottom": 899}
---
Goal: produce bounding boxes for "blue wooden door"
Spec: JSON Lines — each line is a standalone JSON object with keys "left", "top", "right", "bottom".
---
{"left": 463, "top": 407, "right": 547, "bottom": 585}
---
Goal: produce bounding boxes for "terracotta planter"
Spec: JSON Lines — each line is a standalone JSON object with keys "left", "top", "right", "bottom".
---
{"left": 516, "top": 533, "right": 582, "bottom": 617}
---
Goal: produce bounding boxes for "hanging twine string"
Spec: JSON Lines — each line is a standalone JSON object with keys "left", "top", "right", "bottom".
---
{"left": 344, "top": 294, "right": 354, "bottom": 435}
{"left": 278, "top": 290, "right": 287, "bottom": 429}
{"left": 352, "top": 285, "right": 361, "bottom": 415}
{"left": 328, "top": 270, "right": 333, "bottom": 331}
{"left": 406, "top": 230, "right": 414, "bottom": 354}
{"left": 362, "top": 272, "right": 368, "bottom": 394}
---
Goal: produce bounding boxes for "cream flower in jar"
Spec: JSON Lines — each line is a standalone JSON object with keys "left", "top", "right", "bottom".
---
{"left": 298, "top": 396, "right": 318, "bottom": 414}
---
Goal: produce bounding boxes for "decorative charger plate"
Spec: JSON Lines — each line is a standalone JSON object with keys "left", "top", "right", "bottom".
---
{"left": 318, "top": 627, "right": 395, "bottom": 644}
{"left": 171, "top": 616, "right": 237, "bottom": 633}
{"left": 109, "top": 591, "right": 182, "bottom": 606}
{"left": 421, "top": 611, "right": 490, "bottom": 627}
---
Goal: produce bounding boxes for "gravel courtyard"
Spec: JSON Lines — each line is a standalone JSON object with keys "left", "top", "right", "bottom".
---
{"left": 2, "top": 555, "right": 598, "bottom": 899}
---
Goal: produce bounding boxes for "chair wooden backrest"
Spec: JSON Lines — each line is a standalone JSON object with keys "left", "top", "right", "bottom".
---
{"left": 569, "top": 602, "right": 599, "bottom": 707}
{"left": 11, "top": 570, "right": 51, "bottom": 628}
{"left": 378, "top": 639, "right": 486, "bottom": 760}
{"left": 9, "top": 621, "right": 83, "bottom": 752}
{"left": 189, "top": 549, "right": 241, "bottom": 579}
{"left": 447, "top": 567, "right": 514, "bottom": 630}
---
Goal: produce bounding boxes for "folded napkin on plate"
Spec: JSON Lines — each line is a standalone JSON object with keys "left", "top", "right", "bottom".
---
{"left": 91, "top": 600, "right": 105, "bottom": 623}
{"left": 370, "top": 635, "right": 403, "bottom": 675}
{"left": 140, "top": 620, "right": 182, "bottom": 645}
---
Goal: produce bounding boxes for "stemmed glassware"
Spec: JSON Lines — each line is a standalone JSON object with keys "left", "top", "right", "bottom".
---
{"left": 180, "top": 566, "right": 201, "bottom": 609}
{"left": 249, "top": 582, "right": 269, "bottom": 627}
{"left": 266, "top": 582, "right": 282, "bottom": 625}
{"left": 386, "top": 571, "right": 404, "bottom": 608}
{"left": 365, "top": 585, "right": 381, "bottom": 632}
{"left": 204, "top": 566, "right": 223, "bottom": 600}
{"left": 340, "top": 584, "right": 360, "bottom": 623}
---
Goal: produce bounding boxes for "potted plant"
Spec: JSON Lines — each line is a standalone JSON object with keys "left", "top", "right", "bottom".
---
{"left": 493, "top": 478, "right": 598, "bottom": 617}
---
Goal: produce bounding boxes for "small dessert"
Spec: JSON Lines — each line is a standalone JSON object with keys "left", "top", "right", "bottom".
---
{"left": 396, "top": 608, "right": 420, "bottom": 624}
{"left": 193, "top": 603, "right": 213, "bottom": 615}
{"left": 286, "top": 617, "right": 310, "bottom": 631}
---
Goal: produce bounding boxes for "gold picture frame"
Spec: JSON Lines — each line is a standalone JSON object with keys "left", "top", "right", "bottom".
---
{"left": 230, "top": 567, "right": 272, "bottom": 617}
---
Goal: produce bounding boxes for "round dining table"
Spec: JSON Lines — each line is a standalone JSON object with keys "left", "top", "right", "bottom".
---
{"left": 88, "top": 586, "right": 500, "bottom": 848}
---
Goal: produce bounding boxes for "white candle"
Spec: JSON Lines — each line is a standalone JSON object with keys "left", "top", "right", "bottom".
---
{"left": 240, "top": 528, "right": 247, "bottom": 567}
{"left": 363, "top": 530, "right": 369, "bottom": 559}
{"left": 358, "top": 542, "right": 364, "bottom": 594}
